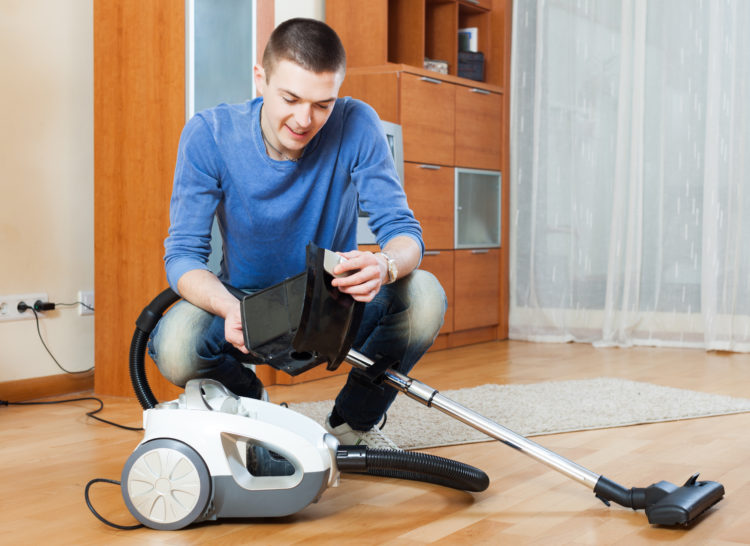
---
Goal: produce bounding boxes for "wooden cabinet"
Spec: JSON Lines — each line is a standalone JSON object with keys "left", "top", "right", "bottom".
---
{"left": 328, "top": 0, "right": 511, "bottom": 349}
{"left": 420, "top": 250, "right": 455, "bottom": 335}
{"left": 454, "top": 248, "right": 500, "bottom": 331}
{"left": 327, "top": 0, "right": 504, "bottom": 87}
{"left": 403, "top": 163, "right": 454, "bottom": 250}
{"left": 455, "top": 86, "right": 503, "bottom": 170}
{"left": 401, "top": 73, "right": 456, "bottom": 165}
{"left": 342, "top": 68, "right": 501, "bottom": 170}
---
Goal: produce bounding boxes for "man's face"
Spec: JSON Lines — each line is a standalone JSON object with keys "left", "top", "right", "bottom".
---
{"left": 254, "top": 59, "right": 343, "bottom": 160}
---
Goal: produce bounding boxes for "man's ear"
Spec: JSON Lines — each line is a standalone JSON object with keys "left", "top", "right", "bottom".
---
{"left": 253, "top": 64, "right": 266, "bottom": 96}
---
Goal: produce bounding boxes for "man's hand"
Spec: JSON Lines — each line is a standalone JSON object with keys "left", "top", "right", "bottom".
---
{"left": 330, "top": 250, "right": 388, "bottom": 302}
{"left": 224, "top": 303, "right": 249, "bottom": 353}
{"left": 177, "top": 269, "right": 249, "bottom": 352}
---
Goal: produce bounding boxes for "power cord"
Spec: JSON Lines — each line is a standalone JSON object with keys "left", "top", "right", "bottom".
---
{"left": 2, "top": 396, "right": 145, "bottom": 529}
{"left": 1, "top": 396, "right": 143, "bottom": 431}
{"left": 17, "top": 300, "right": 94, "bottom": 375}
{"left": 85, "top": 479, "right": 143, "bottom": 530}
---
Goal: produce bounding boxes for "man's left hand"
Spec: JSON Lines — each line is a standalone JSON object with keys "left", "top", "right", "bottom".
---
{"left": 329, "top": 250, "right": 388, "bottom": 302}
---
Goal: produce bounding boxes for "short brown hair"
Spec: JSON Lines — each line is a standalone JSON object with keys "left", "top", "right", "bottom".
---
{"left": 262, "top": 18, "right": 346, "bottom": 79}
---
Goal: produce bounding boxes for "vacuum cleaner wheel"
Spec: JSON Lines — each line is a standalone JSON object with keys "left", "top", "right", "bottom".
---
{"left": 121, "top": 438, "right": 212, "bottom": 530}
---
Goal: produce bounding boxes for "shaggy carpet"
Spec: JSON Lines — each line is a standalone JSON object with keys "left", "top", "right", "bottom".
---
{"left": 287, "top": 378, "right": 750, "bottom": 449}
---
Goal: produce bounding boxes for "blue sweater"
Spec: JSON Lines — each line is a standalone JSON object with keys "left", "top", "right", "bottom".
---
{"left": 165, "top": 96, "right": 423, "bottom": 293}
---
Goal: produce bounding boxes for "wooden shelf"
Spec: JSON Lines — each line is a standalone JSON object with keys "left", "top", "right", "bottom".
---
{"left": 327, "top": 0, "right": 507, "bottom": 87}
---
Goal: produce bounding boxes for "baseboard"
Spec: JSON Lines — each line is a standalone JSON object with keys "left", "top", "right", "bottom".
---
{"left": 429, "top": 326, "right": 499, "bottom": 352}
{"left": 0, "top": 372, "right": 95, "bottom": 402}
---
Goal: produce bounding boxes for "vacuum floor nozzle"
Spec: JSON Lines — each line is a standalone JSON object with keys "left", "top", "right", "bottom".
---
{"left": 595, "top": 473, "right": 725, "bottom": 526}
{"left": 644, "top": 476, "right": 725, "bottom": 526}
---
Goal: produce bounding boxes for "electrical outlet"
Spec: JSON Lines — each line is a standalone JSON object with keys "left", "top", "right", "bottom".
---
{"left": 78, "top": 290, "right": 94, "bottom": 316}
{"left": 0, "top": 293, "right": 49, "bottom": 322}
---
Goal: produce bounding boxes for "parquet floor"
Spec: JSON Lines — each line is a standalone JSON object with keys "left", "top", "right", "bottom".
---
{"left": 2, "top": 340, "right": 748, "bottom": 544}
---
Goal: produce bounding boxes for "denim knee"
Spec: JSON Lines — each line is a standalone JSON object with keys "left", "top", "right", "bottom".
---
{"left": 353, "top": 268, "right": 446, "bottom": 371}
{"left": 148, "top": 300, "right": 215, "bottom": 387}
{"left": 401, "top": 269, "right": 447, "bottom": 347}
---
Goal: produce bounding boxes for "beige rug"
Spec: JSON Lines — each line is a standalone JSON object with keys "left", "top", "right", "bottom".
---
{"left": 287, "top": 378, "right": 750, "bottom": 450}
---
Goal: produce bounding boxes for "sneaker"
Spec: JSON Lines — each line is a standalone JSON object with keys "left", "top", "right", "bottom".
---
{"left": 325, "top": 413, "right": 400, "bottom": 450}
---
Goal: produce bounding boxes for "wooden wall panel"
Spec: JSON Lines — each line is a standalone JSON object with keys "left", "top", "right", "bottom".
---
{"left": 94, "top": 0, "right": 186, "bottom": 398}
{"left": 94, "top": 1, "right": 282, "bottom": 396}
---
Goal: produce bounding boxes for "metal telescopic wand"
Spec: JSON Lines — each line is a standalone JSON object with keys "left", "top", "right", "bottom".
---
{"left": 344, "top": 349, "right": 601, "bottom": 490}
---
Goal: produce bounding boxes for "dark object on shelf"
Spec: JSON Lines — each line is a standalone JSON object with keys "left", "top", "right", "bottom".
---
{"left": 458, "top": 51, "right": 485, "bottom": 82}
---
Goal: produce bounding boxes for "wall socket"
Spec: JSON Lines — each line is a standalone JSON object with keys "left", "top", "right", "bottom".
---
{"left": 78, "top": 290, "right": 94, "bottom": 316}
{"left": 0, "top": 293, "right": 49, "bottom": 322}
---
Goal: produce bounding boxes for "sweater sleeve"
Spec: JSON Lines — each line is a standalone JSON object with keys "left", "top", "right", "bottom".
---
{"left": 163, "top": 115, "right": 224, "bottom": 293}
{"left": 345, "top": 100, "right": 424, "bottom": 257}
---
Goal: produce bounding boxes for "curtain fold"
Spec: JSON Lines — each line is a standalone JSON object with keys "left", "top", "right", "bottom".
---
{"left": 510, "top": 0, "right": 750, "bottom": 351}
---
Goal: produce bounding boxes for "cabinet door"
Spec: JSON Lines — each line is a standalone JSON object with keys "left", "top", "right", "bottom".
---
{"left": 453, "top": 248, "right": 500, "bottom": 331}
{"left": 455, "top": 86, "right": 502, "bottom": 170}
{"left": 400, "top": 73, "right": 455, "bottom": 165}
{"left": 455, "top": 168, "right": 501, "bottom": 248}
{"left": 403, "top": 163, "right": 454, "bottom": 250}
{"left": 340, "top": 72, "right": 399, "bottom": 123}
{"left": 420, "top": 250, "right": 454, "bottom": 334}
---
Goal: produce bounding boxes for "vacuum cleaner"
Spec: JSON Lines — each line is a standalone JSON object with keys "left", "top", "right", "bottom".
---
{"left": 125, "top": 243, "right": 724, "bottom": 530}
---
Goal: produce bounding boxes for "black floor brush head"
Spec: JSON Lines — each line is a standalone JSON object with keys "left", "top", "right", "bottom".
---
{"left": 645, "top": 479, "right": 725, "bottom": 526}
{"left": 594, "top": 473, "right": 725, "bottom": 527}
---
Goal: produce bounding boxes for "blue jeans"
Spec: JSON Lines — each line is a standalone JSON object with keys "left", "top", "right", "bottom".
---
{"left": 148, "top": 269, "right": 446, "bottom": 430}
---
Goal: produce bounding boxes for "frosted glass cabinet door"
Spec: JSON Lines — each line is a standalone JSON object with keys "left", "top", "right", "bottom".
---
{"left": 187, "top": 0, "right": 255, "bottom": 273}
{"left": 455, "top": 168, "right": 501, "bottom": 248}
{"left": 188, "top": 0, "right": 255, "bottom": 115}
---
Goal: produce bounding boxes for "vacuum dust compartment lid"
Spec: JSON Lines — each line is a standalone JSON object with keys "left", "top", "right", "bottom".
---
{"left": 240, "top": 243, "right": 364, "bottom": 376}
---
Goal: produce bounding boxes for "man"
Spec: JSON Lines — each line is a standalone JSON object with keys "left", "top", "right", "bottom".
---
{"left": 149, "top": 18, "right": 446, "bottom": 454}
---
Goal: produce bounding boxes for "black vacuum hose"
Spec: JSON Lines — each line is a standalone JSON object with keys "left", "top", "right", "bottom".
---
{"left": 129, "top": 287, "right": 180, "bottom": 410}
{"left": 128, "top": 288, "right": 490, "bottom": 492}
{"left": 337, "top": 446, "right": 489, "bottom": 492}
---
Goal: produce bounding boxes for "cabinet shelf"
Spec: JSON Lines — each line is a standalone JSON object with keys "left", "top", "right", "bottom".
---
{"left": 327, "top": 0, "right": 506, "bottom": 87}
{"left": 329, "top": 0, "right": 511, "bottom": 348}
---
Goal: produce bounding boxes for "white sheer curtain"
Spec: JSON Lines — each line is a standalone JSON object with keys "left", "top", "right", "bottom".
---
{"left": 510, "top": 0, "right": 750, "bottom": 350}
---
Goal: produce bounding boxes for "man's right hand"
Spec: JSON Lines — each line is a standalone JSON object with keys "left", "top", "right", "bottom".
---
{"left": 177, "top": 269, "right": 249, "bottom": 353}
{"left": 224, "top": 303, "right": 249, "bottom": 354}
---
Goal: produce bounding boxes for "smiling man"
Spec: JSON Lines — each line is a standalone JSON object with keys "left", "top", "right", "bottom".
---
{"left": 149, "top": 19, "right": 446, "bottom": 462}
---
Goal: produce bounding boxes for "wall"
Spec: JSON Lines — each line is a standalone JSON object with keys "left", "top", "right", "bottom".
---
{"left": 0, "top": 0, "right": 94, "bottom": 382}
{"left": 275, "top": 0, "right": 324, "bottom": 23}
{"left": 0, "top": 0, "right": 321, "bottom": 386}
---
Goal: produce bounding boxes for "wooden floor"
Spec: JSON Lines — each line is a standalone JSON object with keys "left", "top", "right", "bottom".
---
{"left": 3, "top": 340, "right": 749, "bottom": 544}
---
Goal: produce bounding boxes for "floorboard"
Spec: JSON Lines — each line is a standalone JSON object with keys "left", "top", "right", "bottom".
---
{"left": 2, "top": 340, "right": 749, "bottom": 544}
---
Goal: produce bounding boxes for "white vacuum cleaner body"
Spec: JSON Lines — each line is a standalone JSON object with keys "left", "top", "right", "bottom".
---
{"left": 121, "top": 379, "right": 340, "bottom": 530}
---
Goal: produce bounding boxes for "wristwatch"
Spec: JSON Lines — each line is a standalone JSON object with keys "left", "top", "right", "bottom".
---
{"left": 379, "top": 251, "right": 398, "bottom": 284}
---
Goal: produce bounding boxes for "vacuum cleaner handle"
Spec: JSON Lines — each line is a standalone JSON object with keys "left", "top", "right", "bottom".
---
{"left": 344, "top": 349, "right": 725, "bottom": 526}
{"left": 345, "top": 349, "right": 600, "bottom": 487}
{"left": 184, "top": 378, "right": 241, "bottom": 412}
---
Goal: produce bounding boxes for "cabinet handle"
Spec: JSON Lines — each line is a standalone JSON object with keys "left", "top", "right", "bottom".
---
{"left": 420, "top": 76, "right": 442, "bottom": 85}
{"left": 471, "top": 249, "right": 490, "bottom": 254}
{"left": 419, "top": 164, "right": 441, "bottom": 170}
{"left": 424, "top": 251, "right": 441, "bottom": 256}
{"left": 465, "top": 0, "right": 480, "bottom": 4}
{"left": 470, "top": 88, "right": 491, "bottom": 95}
